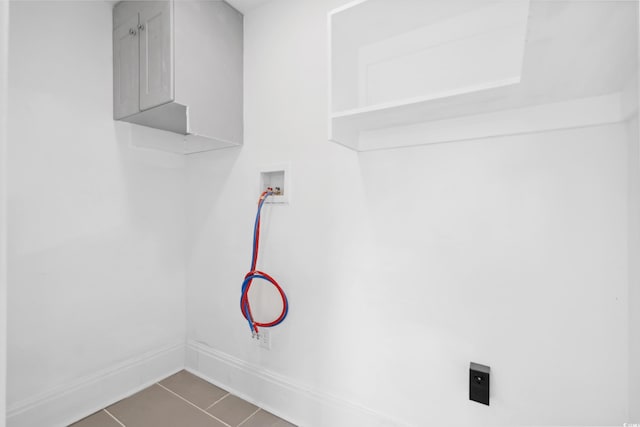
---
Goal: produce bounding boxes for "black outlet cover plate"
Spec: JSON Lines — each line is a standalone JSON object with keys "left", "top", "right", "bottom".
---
{"left": 470, "top": 362, "right": 490, "bottom": 406}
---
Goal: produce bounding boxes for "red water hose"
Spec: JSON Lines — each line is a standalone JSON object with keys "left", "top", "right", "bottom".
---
{"left": 240, "top": 191, "right": 289, "bottom": 336}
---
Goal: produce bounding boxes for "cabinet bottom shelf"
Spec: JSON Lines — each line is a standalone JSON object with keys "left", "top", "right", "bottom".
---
{"left": 119, "top": 101, "right": 241, "bottom": 154}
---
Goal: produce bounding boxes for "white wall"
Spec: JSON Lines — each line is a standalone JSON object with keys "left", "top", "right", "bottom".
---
{"left": 630, "top": 11, "right": 640, "bottom": 419}
{"left": 628, "top": 115, "right": 640, "bottom": 424}
{"left": 7, "top": 1, "right": 186, "bottom": 422}
{"left": 4, "top": 1, "right": 635, "bottom": 426}
{"left": 627, "top": 6, "right": 640, "bottom": 422}
{"left": 1, "top": 2, "right": 9, "bottom": 426}
{"left": 186, "top": 0, "right": 631, "bottom": 425}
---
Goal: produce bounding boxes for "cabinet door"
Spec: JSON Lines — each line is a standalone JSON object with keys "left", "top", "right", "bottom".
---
{"left": 139, "top": 1, "right": 173, "bottom": 111}
{"left": 113, "top": 14, "right": 140, "bottom": 119}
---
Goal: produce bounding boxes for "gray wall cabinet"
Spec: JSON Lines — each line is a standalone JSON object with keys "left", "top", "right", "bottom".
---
{"left": 113, "top": 1, "right": 243, "bottom": 153}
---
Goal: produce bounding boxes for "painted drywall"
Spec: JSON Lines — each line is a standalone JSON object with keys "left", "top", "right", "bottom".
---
{"left": 1, "top": 2, "right": 9, "bottom": 426}
{"left": 6, "top": 0, "right": 186, "bottom": 418}
{"left": 630, "top": 17, "right": 640, "bottom": 420}
{"left": 629, "top": 115, "right": 640, "bottom": 424}
{"left": 627, "top": 8, "right": 640, "bottom": 421}
{"left": 3, "top": 0, "right": 635, "bottom": 425}
{"left": 186, "top": 0, "right": 631, "bottom": 425}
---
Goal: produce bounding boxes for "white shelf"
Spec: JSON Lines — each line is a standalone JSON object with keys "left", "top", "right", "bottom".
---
{"left": 328, "top": 0, "right": 637, "bottom": 151}
{"left": 330, "top": 78, "right": 520, "bottom": 150}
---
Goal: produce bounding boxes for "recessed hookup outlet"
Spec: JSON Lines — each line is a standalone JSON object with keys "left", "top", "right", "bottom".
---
{"left": 259, "top": 166, "right": 290, "bottom": 204}
{"left": 469, "top": 362, "right": 490, "bottom": 405}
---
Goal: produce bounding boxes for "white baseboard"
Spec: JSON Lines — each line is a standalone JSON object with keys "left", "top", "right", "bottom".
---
{"left": 7, "top": 342, "right": 185, "bottom": 427}
{"left": 7, "top": 340, "right": 411, "bottom": 427}
{"left": 186, "top": 340, "right": 410, "bottom": 427}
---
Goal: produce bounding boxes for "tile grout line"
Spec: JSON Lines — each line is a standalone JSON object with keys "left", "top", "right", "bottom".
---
{"left": 237, "top": 408, "right": 262, "bottom": 427}
{"left": 103, "top": 409, "right": 126, "bottom": 427}
{"left": 155, "top": 382, "right": 233, "bottom": 427}
{"left": 204, "top": 392, "right": 231, "bottom": 410}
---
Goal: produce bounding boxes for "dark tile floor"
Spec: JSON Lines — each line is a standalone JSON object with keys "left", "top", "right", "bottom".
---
{"left": 69, "top": 370, "right": 296, "bottom": 427}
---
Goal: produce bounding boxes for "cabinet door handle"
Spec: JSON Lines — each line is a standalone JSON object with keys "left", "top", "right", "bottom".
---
{"left": 129, "top": 28, "right": 137, "bottom": 36}
{"left": 138, "top": 24, "right": 145, "bottom": 31}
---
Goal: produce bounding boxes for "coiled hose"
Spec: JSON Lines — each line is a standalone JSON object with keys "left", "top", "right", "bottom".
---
{"left": 240, "top": 190, "right": 289, "bottom": 336}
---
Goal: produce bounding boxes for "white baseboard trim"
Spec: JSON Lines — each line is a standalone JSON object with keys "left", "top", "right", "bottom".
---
{"left": 7, "top": 342, "right": 185, "bottom": 427}
{"left": 186, "top": 340, "right": 410, "bottom": 427}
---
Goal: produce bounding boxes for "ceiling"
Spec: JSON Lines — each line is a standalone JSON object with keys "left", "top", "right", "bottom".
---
{"left": 102, "top": 0, "right": 270, "bottom": 14}
{"left": 225, "top": 0, "right": 271, "bottom": 14}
